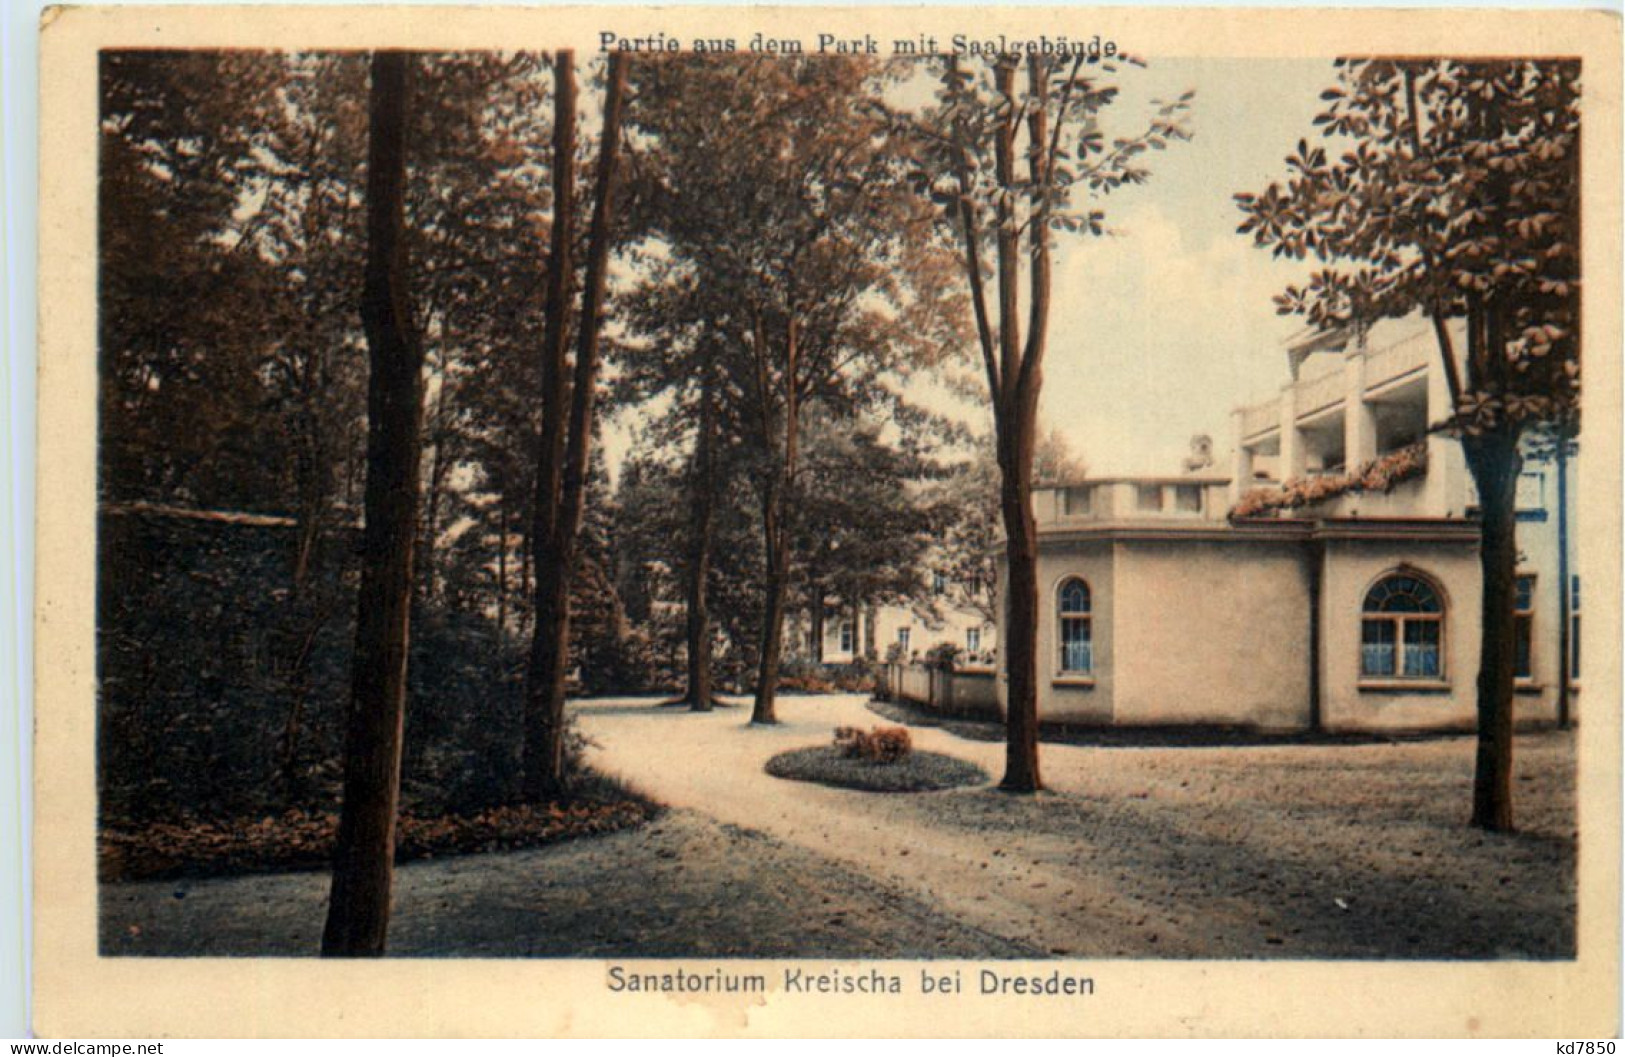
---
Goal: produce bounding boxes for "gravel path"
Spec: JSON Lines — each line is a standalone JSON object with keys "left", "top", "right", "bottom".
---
{"left": 101, "top": 807, "right": 1038, "bottom": 958}
{"left": 577, "top": 694, "right": 1575, "bottom": 960}
{"left": 100, "top": 693, "right": 1574, "bottom": 959}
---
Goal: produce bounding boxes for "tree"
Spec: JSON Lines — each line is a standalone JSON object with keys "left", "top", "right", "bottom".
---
{"left": 402, "top": 54, "right": 552, "bottom": 620}
{"left": 930, "top": 425, "right": 1087, "bottom": 631}
{"left": 610, "top": 270, "right": 753, "bottom": 711}
{"left": 98, "top": 51, "right": 296, "bottom": 510}
{"left": 792, "top": 412, "right": 946, "bottom": 662}
{"left": 1236, "top": 59, "right": 1579, "bottom": 831}
{"left": 909, "top": 54, "right": 1190, "bottom": 791}
{"left": 521, "top": 51, "right": 630, "bottom": 800}
{"left": 930, "top": 449, "right": 1001, "bottom": 627}
{"left": 99, "top": 52, "right": 368, "bottom": 797}
{"left": 1034, "top": 425, "right": 1089, "bottom": 487}
{"left": 624, "top": 55, "right": 955, "bottom": 725}
{"left": 322, "top": 50, "right": 425, "bottom": 957}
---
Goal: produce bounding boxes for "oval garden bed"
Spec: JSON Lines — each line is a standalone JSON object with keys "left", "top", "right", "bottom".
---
{"left": 765, "top": 746, "right": 989, "bottom": 793}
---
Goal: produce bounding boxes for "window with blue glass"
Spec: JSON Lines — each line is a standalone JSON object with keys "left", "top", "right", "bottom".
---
{"left": 1361, "top": 573, "right": 1444, "bottom": 680}
{"left": 1057, "top": 578, "right": 1093, "bottom": 675}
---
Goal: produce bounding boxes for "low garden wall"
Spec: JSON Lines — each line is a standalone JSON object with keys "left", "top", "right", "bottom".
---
{"left": 879, "top": 663, "right": 1000, "bottom": 720}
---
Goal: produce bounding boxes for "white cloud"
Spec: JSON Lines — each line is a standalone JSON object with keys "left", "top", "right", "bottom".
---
{"left": 1040, "top": 198, "right": 1311, "bottom": 475}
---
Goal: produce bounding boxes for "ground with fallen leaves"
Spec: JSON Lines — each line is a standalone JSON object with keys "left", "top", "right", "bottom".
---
{"left": 99, "top": 791, "right": 657, "bottom": 883}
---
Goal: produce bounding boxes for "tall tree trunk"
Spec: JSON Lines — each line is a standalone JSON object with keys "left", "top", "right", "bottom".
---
{"left": 419, "top": 397, "right": 447, "bottom": 604}
{"left": 1465, "top": 430, "right": 1522, "bottom": 832}
{"left": 998, "top": 410, "right": 1041, "bottom": 793}
{"left": 811, "top": 591, "right": 826, "bottom": 664}
{"left": 321, "top": 50, "right": 423, "bottom": 958}
{"left": 495, "top": 498, "right": 509, "bottom": 652}
{"left": 751, "top": 318, "right": 800, "bottom": 725}
{"left": 522, "top": 52, "right": 578, "bottom": 801}
{"left": 522, "top": 51, "right": 628, "bottom": 799}
{"left": 753, "top": 507, "right": 789, "bottom": 724}
{"left": 990, "top": 59, "right": 1045, "bottom": 793}
{"left": 682, "top": 370, "right": 717, "bottom": 711}
{"left": 519, "top": 491, "right": 533, "bottom": 636}
{"left": 1556, "top": 439, "right": 1572, "bottom": 729}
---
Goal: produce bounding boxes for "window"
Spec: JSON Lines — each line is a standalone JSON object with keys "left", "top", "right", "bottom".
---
{"left": 1361, "top": 573, "right": 1444, "bottom": 680}
{"left": 932, "top": 571, "right": 946, "bottom": 596}
{"left": 1514, "top": 575, "right": 1536, "bottom": 680}
{"left": 839, "top": 621, "right": 854, "bottom": 654}
{"left": 897, "top": 627, "right": 911, "bottom": 653}
{"left": 1057, "top": 578, "right": 1093, "bottom": 674}
{"left": 1062, "top": 486, "right": 1092, "bottom": 516}
{"left": 1516, "top": 470, "right": 1547, "bottom": 514}
{"left": 1136, "top": 485, "right": 1163, "bottom": 512}
{"left": 1174, "top": 484, "right": 1203, "bottom": 513}
{"left": 966, "top": 627, "right": 981, "bottom": 653}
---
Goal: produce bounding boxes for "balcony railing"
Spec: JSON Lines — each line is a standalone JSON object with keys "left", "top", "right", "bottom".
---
{"left": 1364, "top": 331, "right": 1431, "bottom": 393}
{"left": 1295, "top": 367, "right": 1345, "bottom": 419}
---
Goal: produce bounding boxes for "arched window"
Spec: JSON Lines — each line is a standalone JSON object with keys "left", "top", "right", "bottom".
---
{"left": 1057, "top": 578, "right": 1092, "bottom": 674}
{"left": 1361, "top": 573, "right": 1444, "bottom": 679}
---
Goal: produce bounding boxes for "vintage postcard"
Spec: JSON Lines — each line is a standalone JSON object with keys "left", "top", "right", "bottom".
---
{"left": 34, "top": 3, "right": 1623, "bottom": 1038}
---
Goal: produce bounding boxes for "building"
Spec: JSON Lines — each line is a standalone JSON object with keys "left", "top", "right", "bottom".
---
{"left": 795, "top": 584, "right": 998, "bottom": 668}
{"left": 998, "top": 315, "right": 1578, "bottom": 732}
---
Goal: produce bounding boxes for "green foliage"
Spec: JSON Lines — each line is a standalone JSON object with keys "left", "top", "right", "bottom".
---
{"left": 100, "top": 51, "right": 324, "bottom": 511}
{"left": 925, "top": 641, "right": 964, "bottom": 672}
{"left": 96, "top": 508, "right": 347, "bottom": 824}
{"left": 96, "top": 507, "right": 623, "bottom": 825}
{"left": 793, "top": 411, "right": 951, "bottom": 651}
{"left": 615, "top": 55, "right": 972, "bottom": 711}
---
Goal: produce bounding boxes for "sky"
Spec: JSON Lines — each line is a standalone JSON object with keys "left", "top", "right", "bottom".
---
{"left": 1036, "top": 57, "right": 1339, "bottom": 475}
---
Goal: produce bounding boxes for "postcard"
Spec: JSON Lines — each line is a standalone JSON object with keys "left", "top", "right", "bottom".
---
{"left": 34, "top": 3, "right": 1623, "bottom": 1038}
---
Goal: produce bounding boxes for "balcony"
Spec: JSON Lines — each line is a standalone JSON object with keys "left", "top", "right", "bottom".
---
{"left": 1035, "top": 478, "right": 1231, "bottom": 527}
{"left": 1295, "top": 365, "right": 1345, "bottom": 422}
{"left": 1364, "top": 329, "right": 1432, "bottom": 396}
{"left": 1239, "top": 399, "right": 1278, "bottom": 446}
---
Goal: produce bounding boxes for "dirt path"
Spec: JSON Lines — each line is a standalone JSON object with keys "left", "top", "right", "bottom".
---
{"left": 577, "top": 694, "right": 1575, "bottom": 959}
{"left": 101, "top": 693, "right": 1574, "bottom": 958}
{"left": 101, "top": 807, "right": 1038, "bottom": 958}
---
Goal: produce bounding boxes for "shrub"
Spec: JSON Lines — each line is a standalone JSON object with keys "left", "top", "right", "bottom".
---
{"left": 825, "top": 661, "right": 877, "bottom": 693}
{"left": 925, "top": 641, "right": 962, "bottom": 672}
{"left": 833, "top": 725, "right": 913, "bottom": 763}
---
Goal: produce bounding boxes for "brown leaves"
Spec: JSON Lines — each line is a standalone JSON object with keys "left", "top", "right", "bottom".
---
{"left": 834, "top": 725, "right": 914, "bottom": 763}
{"left": 98, "top": 798, "right": 660, "bottom": 884}
{"left": 1229, "top": 442, "right": 1429, "bottom": 519}
{"left": 1237, "top": 58, "right": 1580, "bottom": 437}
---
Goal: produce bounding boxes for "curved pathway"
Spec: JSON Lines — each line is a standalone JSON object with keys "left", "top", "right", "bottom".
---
{"left": 577, "top": 693, "right": 1576, "bottom": 959}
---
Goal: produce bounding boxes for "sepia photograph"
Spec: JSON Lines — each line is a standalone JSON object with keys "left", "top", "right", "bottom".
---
{"left": 32, "top": 3, "right": 1622, "bottom": 1038}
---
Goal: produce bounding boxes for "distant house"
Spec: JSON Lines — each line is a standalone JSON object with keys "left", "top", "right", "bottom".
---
{"left": 999, "top": 316, "right": 1577, "bottom": 732}
{"left": 792, "top": 570, "right": 998, "bottom": 669}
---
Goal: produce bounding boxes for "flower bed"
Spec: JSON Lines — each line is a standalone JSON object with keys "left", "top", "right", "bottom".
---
{"left": 764, "top": 746, "right": 988, "bottom": 793}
